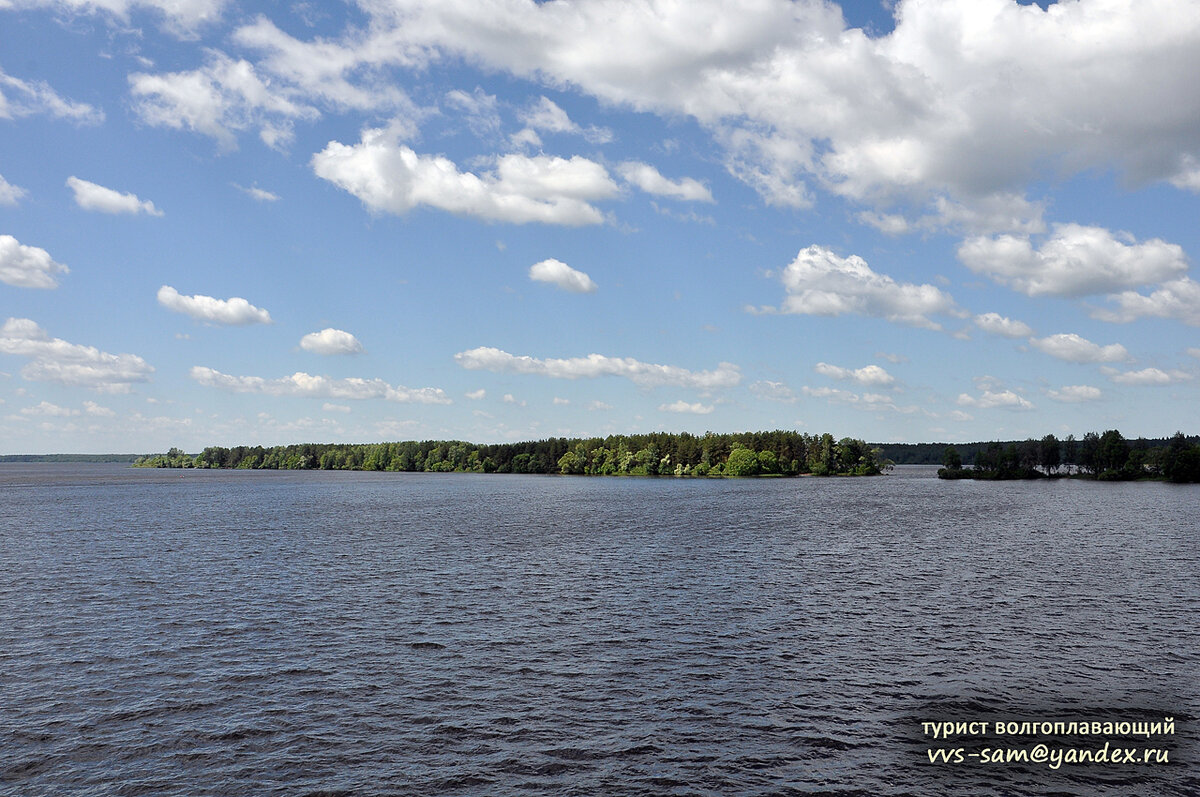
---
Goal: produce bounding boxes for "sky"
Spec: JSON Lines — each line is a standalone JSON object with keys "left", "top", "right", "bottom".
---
{"left": 2, "top": 0, "right": 1199, "bottom": 454}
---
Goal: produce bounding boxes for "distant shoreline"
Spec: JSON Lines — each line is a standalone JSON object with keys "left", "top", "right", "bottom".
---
{"left": 0, "top": 454, "right": 140, "bottom": 463}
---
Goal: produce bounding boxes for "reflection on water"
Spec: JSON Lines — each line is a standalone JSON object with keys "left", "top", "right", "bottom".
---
{"left": 1, "top": 464, "right": 1197, "bottom": 796}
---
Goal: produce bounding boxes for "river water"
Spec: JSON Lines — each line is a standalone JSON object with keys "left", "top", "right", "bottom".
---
{"left": 1, "top": 464, "right": 1196, "bottom": 795}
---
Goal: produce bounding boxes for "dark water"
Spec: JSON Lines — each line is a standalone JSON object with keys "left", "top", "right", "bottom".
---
{"left": 1, "top": 464, "right": 1197, "bottom": 796}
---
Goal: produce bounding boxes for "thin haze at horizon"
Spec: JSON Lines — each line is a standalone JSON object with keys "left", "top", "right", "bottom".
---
{"left": 2, "top": 0, "right": 1199, "bottom": 453}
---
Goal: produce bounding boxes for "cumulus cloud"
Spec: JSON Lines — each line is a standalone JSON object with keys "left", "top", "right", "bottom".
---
{"left": 2, "top": 0, "right": 225, "bottom": 33}
{"left": 800, "top": 384, "right": 917, "bottom": 413}
{"left": 1030, "top": 333, "right": 1130, "bottom": 364}
{"left": 749, "top": 380, "right": 797, "bottom": 402}
{"left": 518, "top": 96, "right": 611, "bottom": 143}
{"left": 465, "top": 388, "right": 486, "bottom": 400}
{"left": 67, "top": 177, "right": 163, "bottom": 216}
{"left": 0, "top": 235, "right": 69, "bottom": 289}
{"left": 0, "top": 67, "right": 104, "bottom": 123}
{"left": 1093, "top": 278, "right": 1200, "bottom": 326}
{"left": 659, "top": 400, "right": 714, "bottom": 414}
{"left": 299, "top": 328, "right": 364, "bottom": 355}
{"left": 0, "top": 317, "right": 154, "bottom": 392}
{"left": 528, "top": 258, "right": 597, "bottom": 293}
{"left": 20, "top": 400, "right": 77, "bottom": 417}
{"left": 0, "top": 173, "right": 25, "bottom": 206}
{"left": 157, "top": 285, "right": 272, "bottom": 325}
{"left": 958, "top": 224, "right": 1188, "bottom": 298}
{"left": 83, "top": 400, "right": 115, "bottom": 417}
{"left": 232, "top": 16, "right": 419, "bottom": 114}
{"left": 772, "top": 245, "right": 956, "bottom": 329}
{"left": 618, "top": 161, "right": 713, "bottom": 202}
{"left": 190, "top": 366, "right": 451, "bottom": 403}
{"left": 956, "top": 389, "right": 1034, "bottom": 410}
{"left": 312, "top": 126, "right": 619, "bottom": 225}
{"left": 454, "top": 346, "right": 741, "bottom": 388}
{"left": 1048, "top": 385, "right": 1102, "bottom": 403}
{"left": 130, "top": 52, "right": 318, "bottom": 150}
{"left": 814, "top": 361, "right": 894, "bottom": 386}
{"left": 1105, "top": 367, "right": 1193, "bottom": 386}
{"left": 974, "top": 312, "right": 1034, "bottom": 338}
{"left": 280, "top": 0, "right": 1200, "bottom": 228}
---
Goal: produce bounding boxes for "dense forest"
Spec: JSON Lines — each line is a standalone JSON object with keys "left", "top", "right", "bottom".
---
{"left": 134, "top": 431, "right": 888, "bottom": 477}
{"left": 937, "top": 430, "right": 1200, "bottom": 483}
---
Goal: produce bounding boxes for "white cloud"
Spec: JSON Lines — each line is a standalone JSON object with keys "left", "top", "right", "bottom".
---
{"left": 1048, "top": 385, "right": 1102, "bottom": 403}
{"left": 774, "top": 245, "right": 956, "bottom": 329}
{"left": 1170, "top": 154, "right": 1200, "bottom": 192}
{"left": 749, "top": 380, "right": 797, "bottom": 402}
{"left": 659, "top": 400, "right": 714, "bottom": 414}
{"left": 501, "top": 393, "right": 526, "bottom": 406}
{"left": 814, "top": 362, "right": 894, "bottom": 386}
{"left": 312, "top": 126, "right": 619, "bottom": 225}
{"left": 618, "top": 161, "right": 713, "bottom": 202}
{"left": 798, "top": 384, "right": 917, "bottom": 414}
{"left": 974, "top": 312, "right": 1034, "bottom": 339}
{"left": 299, "top": 328, "right": 364, "bottom": 355}
{"left": 130, "top": 52, "right": 318, "bottom": 150}
{"left": 445, "top": 87, "right": 501, "bottom": 137}
{"left": 520, "top": 96, "right": 612, "bottom": 143}
{"left": 0, "top": 67, "right": 103, "bottom": 123}
{"left": 587, "top": 400, "right": 613, "bottom": 411}
{"left": 465, "top": 388, "right": 486, "bottom": 400}
{"left": 510, "top": 128, "right": 542, "bottom": 149}
{"left": 1093, "top": 277, "right": 1200, "bottom": 326}
{"left": 454, "top": 346, "right": 741, "bottom": 388}
{"left": 552, "top": 396, "right": 570, "bottom": 405}
{"left": 67, "top": 177, "right": 163, "bottom": 216}
{"left": 520, "top": 96, "right": 574, "bottom": 133}
{"left": 20, "top": 400, "right": 77, "bottom": 417}
{"left": 0, "top": 235, "right": 69, "bottom": 289}
{"left": 322, "top": 402, "right": 351, "bottom": 413}
{"left": 956, "top": 390, "right": 1034, "bottom": 410}
{"left": 1030, "top": 333, "right": 1130, "bottom": 364}
{"left": 325, "top": 0, "right": 1200, "bottom": 226}
{"left": 801, "top": 385, "right": 858, "bottom": 403}
{"left": 1, "top": 0, "right": 225, "bottom": 33}
{"left": 0, "top": 317, "right": 154, "bottom": 392}
{"left": 0, "top": 173, "right": 25, "bottom": 206}
{"left": 189, "top": 366, "right": 451, "bottom": 403}
{"left": 863, "top": 194, "right": 1046, "bottom": 238}
{"left": 528, "top": 258, "right": 597, "bottom": 293}
{"left": 1188, "top": 348, "right": 1200, "bottom": 360}
{"left": 235, "top": 184, "right": 280, "bottom": 201}
{"left": 232, "top": 16, "right": 419, "bottom": 114}
{"left": 1106, "top": 367, "right": 1193, "bottom": 386}
{"left": 958, "top": 224, "right": 1188, "bottom": 298}
{"left": 83, "top": 400, "right": 115, "bottom": 417}
{"left": 157, "top": 285, "right": 272, "bottom": 325}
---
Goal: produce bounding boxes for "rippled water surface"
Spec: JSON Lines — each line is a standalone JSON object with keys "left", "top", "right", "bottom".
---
{"left": 2, "top": 464, "right": 1197, "bottom": 796}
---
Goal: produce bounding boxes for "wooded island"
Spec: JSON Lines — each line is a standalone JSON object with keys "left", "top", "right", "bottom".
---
{"left": 937, "top": 430, "right": 1200, "bottom": 482}
{"left": 134, "top": 431, "right": 887, "bottom": 477}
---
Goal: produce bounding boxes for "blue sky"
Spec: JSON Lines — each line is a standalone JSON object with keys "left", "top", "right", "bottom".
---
{"left": 2, "top": 0, "right": 1199, "bottom": 453}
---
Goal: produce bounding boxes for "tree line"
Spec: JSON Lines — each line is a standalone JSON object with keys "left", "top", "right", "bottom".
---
{"left": 937, "top": 430, "right": 1200, "bottom": 482}
{"left": 133, "top": 431, "right": 889, "bottom": 477}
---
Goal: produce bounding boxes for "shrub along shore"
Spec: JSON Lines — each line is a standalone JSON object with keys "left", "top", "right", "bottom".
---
{"left": 134, "top": 431, "right": 888, "bottom": 477}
